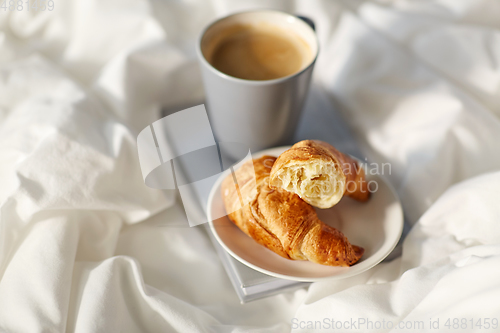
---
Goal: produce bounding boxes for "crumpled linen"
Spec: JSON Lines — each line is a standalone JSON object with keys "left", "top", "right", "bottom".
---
{"left": 0, "top": 0, "right": 499, "bottom": 332}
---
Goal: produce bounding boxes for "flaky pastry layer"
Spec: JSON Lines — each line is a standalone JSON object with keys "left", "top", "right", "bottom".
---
{"left": 269, "top": 140, "right": 370, "bottom": 209}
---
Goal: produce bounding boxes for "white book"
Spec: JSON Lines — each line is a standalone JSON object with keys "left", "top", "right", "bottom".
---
{"left": 174, "top": 152, "right": 309, "bottom": 303}
{"left": 156, "top": 108, "right": 309, "bottom": 302}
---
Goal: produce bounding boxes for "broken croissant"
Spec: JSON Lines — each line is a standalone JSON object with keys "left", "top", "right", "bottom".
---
{"left": 269, "top": 140, "right": 370, "bottom": 209}
{"left": 221, "top": 155, "right": 364, "bottom": 267}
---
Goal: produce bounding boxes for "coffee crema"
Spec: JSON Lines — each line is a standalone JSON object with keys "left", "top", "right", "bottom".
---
{"left": 207, "top": 24, "right": 312, "bottom": 81}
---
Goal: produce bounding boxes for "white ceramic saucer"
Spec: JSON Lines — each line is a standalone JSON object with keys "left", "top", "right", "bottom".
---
{"left": 207, "top": 146, "right": 403, "bottom": 282}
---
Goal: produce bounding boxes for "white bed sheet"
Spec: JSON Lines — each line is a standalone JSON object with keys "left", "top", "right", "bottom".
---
{"left": 0, "top": 0, "right": 499, "bottom": 332}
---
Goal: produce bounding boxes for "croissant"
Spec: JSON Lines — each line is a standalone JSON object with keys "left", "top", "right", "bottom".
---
{"left": 221, "top": 155, "right": 363, "bottom": 267}
{"left": 269, "top": 140, "right": 370, "bottom": 209}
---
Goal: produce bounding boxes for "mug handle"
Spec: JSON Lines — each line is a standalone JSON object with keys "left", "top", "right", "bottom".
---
{"left": 296, "top": 16, "right": 315, "bottom": 31}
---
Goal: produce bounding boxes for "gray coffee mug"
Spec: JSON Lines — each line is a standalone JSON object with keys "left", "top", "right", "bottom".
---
{"left": 197, "top": 10, "right": 319, "bottom": 157}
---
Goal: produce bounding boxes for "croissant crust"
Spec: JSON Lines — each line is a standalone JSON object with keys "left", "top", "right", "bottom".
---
{"left": 221, "top": 156, "right": 364, "bottom": 267}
